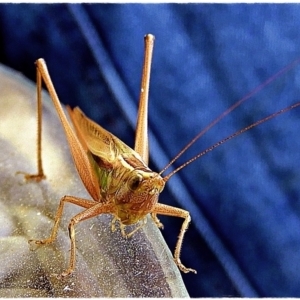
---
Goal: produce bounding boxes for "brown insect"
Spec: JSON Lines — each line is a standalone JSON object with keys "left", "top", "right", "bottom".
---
{"left": 23, "top": 34, "right": 300, "bottom": 279}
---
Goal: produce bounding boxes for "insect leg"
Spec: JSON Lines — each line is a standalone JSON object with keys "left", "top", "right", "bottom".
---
{"left": 121, "top": 218, "right": 147, "bottom": 239}
{"left": 152, "top": 203, "right": 197, "bottom": 274}
{"left": 17, "top": 63, "right": 45, "bottom": 181}
{"left": 111, "top": 217, "right": 147, "bottom": 238}
{"left": 151, "top": 213, "right": 164, "bottom": 229}
{"left": 60, "top": 201, "right": 116, "bottom": 278}
{"left": 29, "top": 196, "right": 97, "bottom": 247}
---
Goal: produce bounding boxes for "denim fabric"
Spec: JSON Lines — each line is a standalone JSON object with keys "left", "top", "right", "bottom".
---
{"left": 1, "top": 4, "right": 300, "bottom": 297}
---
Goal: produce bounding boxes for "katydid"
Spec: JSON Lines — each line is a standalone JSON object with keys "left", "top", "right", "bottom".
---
{"left": 24, "top": 34, "right": 300, "bottom": 279}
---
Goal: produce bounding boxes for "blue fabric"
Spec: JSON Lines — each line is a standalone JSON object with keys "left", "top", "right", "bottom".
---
{"left": 1, "top": 4, "right": 300, "bottom": 297}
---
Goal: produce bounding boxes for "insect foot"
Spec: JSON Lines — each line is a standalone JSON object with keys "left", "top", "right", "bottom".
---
{"left": 50, "top": 272, "right": 72, "bottom": 280}
{"left": 28, "top": 239, "right": 40, "bottom": 251}
{"left": 151, "top": 213, "right": 164, "bottom": 229}
{"left": 175, "top": 258, "right": 197, "bottom": 274}
{"left": 111, "top": 217, "right": 148, "bottom": 239}
{"left": 16, "top": 171, "right": 46, "bottom": 182}
{"left": 55, "top": 270, "right": 73, "bottom": 280}
{"left": 24, "top": 173, "right": 46, "bottom": 182}
{"left": 28, "top": 238, "right": 53, "bottom": 251}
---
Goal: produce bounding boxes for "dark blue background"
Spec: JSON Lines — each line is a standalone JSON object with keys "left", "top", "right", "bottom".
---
{"left": 1, "top": 4, "right": 300, "bottom": 297}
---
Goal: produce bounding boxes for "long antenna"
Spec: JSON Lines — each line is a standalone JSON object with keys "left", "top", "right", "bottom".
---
{"left": 163, "top": 100, "right": 300, "bottom": 181}
{"left": 159, "top": 57, "right": 300, "bottom": 176}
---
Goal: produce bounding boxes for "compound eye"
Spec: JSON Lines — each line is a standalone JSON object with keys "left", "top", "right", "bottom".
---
{"left": 128, "top": 174, "right": 143, "bottom": 191}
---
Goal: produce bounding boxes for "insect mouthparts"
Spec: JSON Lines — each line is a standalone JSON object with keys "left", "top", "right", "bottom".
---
{"left": 149, "top": 188, "right": 159, "bottom": 195}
